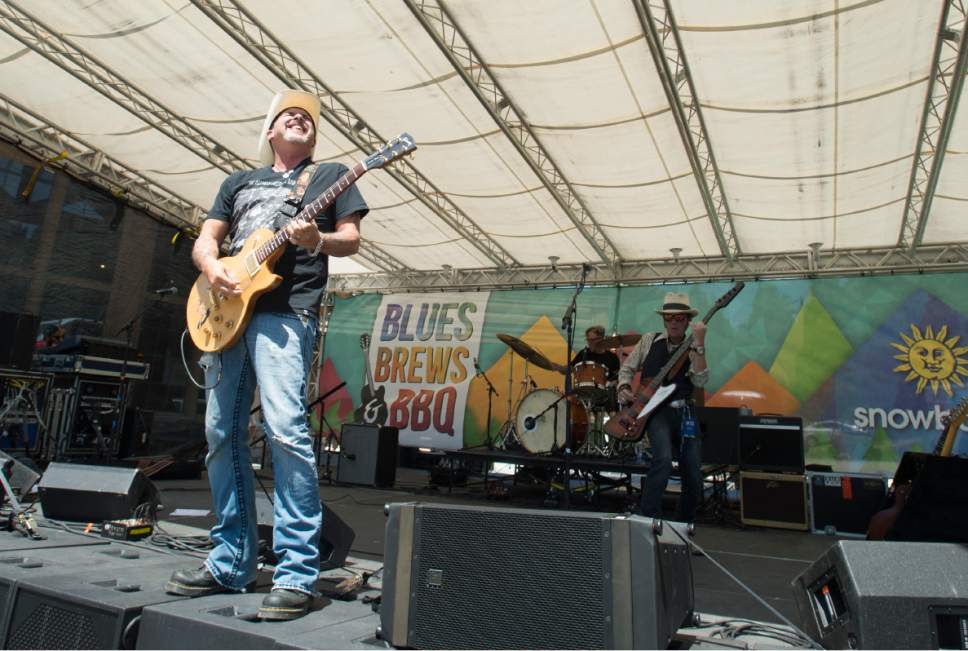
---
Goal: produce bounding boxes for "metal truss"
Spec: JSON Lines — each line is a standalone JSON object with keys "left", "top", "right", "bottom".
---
{"left": 332, "top": 243, "right": 968, "bottom": 293}
{"left": 898, "top": 0, "right": 968, "bottom": 250}
{"left": 191, "top": 0, "right": 517, "bottom": 270}
{"left": 0, "top": 94, "right": 204, "bottom": 230}
{"left": 634, "top": 0, "right": 741, "bottom": 259}
{"left": 0, "top": 1, "right": 250, "bottom": 175}
{"left": 405, "top": 0, "right": 621, "bottom": 267}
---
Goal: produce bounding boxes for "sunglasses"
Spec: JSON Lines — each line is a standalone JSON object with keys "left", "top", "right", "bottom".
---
{"left": 662, "top": 314, "right": 690, "bottom": 323}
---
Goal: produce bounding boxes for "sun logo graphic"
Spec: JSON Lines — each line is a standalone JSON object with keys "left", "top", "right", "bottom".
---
{"left": 891, "top": 324, "right": 968, "bottom": 396}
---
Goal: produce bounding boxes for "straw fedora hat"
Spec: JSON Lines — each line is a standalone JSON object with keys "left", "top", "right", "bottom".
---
{"left": 656, "top": 291, "right": 698, "bottom": 316}
{"left": 257, "top": 89, "right": 321, "bottom": 166}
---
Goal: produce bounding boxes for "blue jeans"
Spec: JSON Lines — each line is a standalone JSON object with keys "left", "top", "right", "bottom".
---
{"left": 201, "top": 311, "right": 321, "bottom": 595}
{"left": 639, "top": 405, "right": 702, "bottom": 523}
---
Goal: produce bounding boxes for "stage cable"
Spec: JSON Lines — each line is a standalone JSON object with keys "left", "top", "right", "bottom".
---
{"left": 665, "top": 522, "right": 822, "bottom": 649}
{"left": 179, "top": 329, "right": 222, "bottom": 390}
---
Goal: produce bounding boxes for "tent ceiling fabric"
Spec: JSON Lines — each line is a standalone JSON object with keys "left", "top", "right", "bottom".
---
{"left": 0, "top": 0, "right": 966, "bottom": 286}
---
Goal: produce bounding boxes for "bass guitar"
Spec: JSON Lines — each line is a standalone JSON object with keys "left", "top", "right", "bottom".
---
{"left": 867, "top": 392, "right": 968, "bottom": 540}
{"left": 354, "top": 333, "right": 388, "bottom": 426}
{"left": 186, "top": 134, "right": 416, "bottom": 353}
{"left": 605, "top": 282, "right": 745, "bottom": 441}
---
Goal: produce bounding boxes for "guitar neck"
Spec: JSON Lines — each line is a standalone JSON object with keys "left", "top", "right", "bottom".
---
{"left": 255, "top": 161, "right": 368, "bottom": 263}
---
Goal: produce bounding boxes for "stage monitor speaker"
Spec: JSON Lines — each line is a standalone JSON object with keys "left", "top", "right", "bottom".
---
{"left": 1, "top": 557, "right": 186, "bottom": 649}
{"left": 0, "top": 542, "right": 170, "bottom": 644}
{"left": 792, "top": 540, "right": 968, "bottom": 650}
{"left": 255, "top": 493, "right": 355, "bottom": 571}
{"left": 0, "top": 312, "right": 39, "bottom": 371}
{"left": 738, "top": 415, "right": 804, "bottom": 474}
{"left": 885, "top": 452, "right": 968, "bottom": 543}
{"left": 37, "top": 462, "right": 159, "bottom": 523}
{"left": 0, "top": 450, "right": 41, "bottom": 501}
{"left": 337, "top": 424, "right": 398, "bottom": 488}
{"left": 380, "top": 503, "right": 694, "bottom": 650}
{"left": 697, "top": 406, "right": 739, "bottom": 465}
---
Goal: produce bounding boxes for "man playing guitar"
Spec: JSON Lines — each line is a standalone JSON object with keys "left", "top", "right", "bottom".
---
{"left": 166, "top": 89, "right": 367, "bottom": 620}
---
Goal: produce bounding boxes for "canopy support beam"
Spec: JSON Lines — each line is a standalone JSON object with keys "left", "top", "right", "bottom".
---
{"left": 0, "top": 1, "right": 250, "bottom": 175}
{"left": 634, "top": 0, "right": 741, "bottom": 259}
{"left": 332, "top": 243, "right": 968, "bottom": 292}
{"left": 897, "top": 0, "right": 968, "bottom": 250}
{"left": 405, "top": 0, "right": 622, "bottom": 268}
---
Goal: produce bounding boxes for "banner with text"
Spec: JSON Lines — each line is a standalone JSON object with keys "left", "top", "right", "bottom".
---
{"left": 370, "top": 292, "right": 490, "bottom": 449}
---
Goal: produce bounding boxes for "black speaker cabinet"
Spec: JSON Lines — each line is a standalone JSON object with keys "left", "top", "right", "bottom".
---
{"left": 738, "top": 415, "right": 804, "bottom": 474}
{"left": 0, "top": 450, "right": 41, "bottom": 501}
{"left": 1, "top": 557, "right": 186, "bottom": 649}
{"left": 808, "top": 471, "right": 887, "bottom": 537}
{"left": 0, "top": 312, "right": 39, "bottom": 371}
{"left": 380, "top": 503, "right": 694, "bottom": 650}
{"left": 0, "top": 542, "right": 170, "bottom": 645}
{"left": 696, "top": 406, "right": 739, "bottom": 465}
{"left": 255, "top": 494, "right": 355, "bottom": 571}
{"left": 38, "top": 462, "right": 159, "bottom": 523}
{"left": 337, "top": 424, "right": 398, "bottom": 488}
{"left": 740, "top": 471, "right": 809, "bottom": 530}
{"left": 793, "top": 541, "right": 968, "bottom": 650}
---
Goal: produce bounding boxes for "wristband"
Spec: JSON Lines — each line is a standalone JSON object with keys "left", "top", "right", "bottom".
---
{"left": 310, "top": 231, "right": 326, "bottom": 257}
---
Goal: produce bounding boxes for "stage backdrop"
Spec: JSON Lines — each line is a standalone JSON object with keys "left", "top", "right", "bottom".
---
{"left": 321, "top": 273, "right": 968, "bottom": 475}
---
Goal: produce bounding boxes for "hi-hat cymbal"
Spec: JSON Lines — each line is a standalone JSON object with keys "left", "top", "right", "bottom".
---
{"left": 600, "top": 333, "right": 641, "bottom": 349}
{"left": 496, "top": 333, "right": 555, "bottom": 371}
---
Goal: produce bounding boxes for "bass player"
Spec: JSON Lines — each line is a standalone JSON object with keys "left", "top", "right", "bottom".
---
{"left": 617, "top": 291, "right": 708, "bottom": 527}
{"left": 165, "top": 89, "right": 367, "bottom": 620}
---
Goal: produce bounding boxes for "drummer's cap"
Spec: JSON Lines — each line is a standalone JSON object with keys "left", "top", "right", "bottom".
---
{"left": 656, "top": 291, "right": 698, "bottom": 317}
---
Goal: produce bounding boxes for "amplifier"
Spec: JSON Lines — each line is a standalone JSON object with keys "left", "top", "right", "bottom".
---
{"left": 740, "top": 471, "right": 809, "bottom": 530}
{"left": 338, "top": 424, "right": 398, "bottom": 488}
{"left": 738, "top": 415, "right": 804, "bottom": 474}
{"left": 696, "top": 406, "right": 739, "bottom": 466}
{"left": 808, "top": 471, "right": 887, "bottom": 537}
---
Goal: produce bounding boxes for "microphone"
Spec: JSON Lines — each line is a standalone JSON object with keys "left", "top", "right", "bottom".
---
{"left": 582, "top": 262, "right": 592, "bottom": 273}
{"left": 473, "top": 357, "right": 482, "bottom": 377}
{"left": 153, "top": 286, "right": 178, "bottom": 295}
{"left": 524, "top": 416, "right": 536, "bottom": 430}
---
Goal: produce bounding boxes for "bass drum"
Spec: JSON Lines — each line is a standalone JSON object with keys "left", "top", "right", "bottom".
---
{"left": 515, "top": 389, "right": 588, "bottom": 454}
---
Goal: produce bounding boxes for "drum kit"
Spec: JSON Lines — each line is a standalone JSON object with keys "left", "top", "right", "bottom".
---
{"left": 492, "top": 332, "right": 641, "bottom": 457}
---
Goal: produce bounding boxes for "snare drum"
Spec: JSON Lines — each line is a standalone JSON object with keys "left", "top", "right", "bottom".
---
{"left": 572, "top": 361, "right": 607, "bottom": 401}
{"left": 516, "top": 389, "right": 589, "bottom": 454}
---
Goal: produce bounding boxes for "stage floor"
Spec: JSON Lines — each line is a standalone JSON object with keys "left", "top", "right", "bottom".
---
{"left": 147, "top": 464, "right": 841, "bottom": 646}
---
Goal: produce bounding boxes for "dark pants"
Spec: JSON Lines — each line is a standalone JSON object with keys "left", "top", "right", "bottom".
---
{"left": 639, "top": 405, "right": 702, "bottom": 523}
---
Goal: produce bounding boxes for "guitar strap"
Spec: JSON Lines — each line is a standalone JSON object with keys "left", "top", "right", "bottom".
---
{"left": 277, "top": 163, "right": 318, "bottom": 221}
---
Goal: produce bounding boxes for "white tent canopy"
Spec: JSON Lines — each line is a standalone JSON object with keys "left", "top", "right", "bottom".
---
{"left": 1, "top": 0, "right": 966, "bottom": 291}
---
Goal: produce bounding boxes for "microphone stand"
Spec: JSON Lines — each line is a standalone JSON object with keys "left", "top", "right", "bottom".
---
{"left": 559, "top": 264, "right": 589, "bottom": 506}
{"left": 474, "top": 359, "right": 499, "bottom": 450}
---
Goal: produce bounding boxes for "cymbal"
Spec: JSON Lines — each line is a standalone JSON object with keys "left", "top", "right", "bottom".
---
{"left": 600, "top": 333, "right": 641, "bottom": 349}
{"left": 496, "top": 333, "right": 555, "bottom": 371}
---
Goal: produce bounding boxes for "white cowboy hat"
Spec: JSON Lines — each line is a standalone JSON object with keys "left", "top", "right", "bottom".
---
{"left": 656, "top": 291, "right": 698, "bottom": 316}
{"left": 256, "top": 89, "right": 321, "bottom": 166}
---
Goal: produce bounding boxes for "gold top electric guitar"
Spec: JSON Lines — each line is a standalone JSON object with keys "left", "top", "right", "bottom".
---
{"left": 186, "top": 134, "right": 416, "bottom": 353}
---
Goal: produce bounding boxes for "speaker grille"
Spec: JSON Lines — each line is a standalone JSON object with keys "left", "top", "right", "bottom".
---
{"left": 411, "top": 508, "right": 608, "bottom": 649}
{"left": 7, "top": 603, "right": 100, "bottom": 649}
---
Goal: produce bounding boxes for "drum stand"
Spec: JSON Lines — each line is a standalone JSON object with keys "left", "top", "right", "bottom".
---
{"left": 494, "top": 354, "right": 534, "bottom": 449}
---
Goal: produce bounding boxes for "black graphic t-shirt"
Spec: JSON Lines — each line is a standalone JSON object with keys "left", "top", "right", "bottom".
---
{"left": 207, "top": 158, "right": 369, "bottom": 315}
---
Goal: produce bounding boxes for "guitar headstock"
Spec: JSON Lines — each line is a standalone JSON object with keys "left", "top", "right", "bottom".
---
{"left": 950, "top": 394, "right": 968, "bottom": 426}
{"left": 360, "top": 333, "right": 370, "bottom": 350}
{"left": 363, "top": 133, "right": 416, "bottom": 171}
{"left": 714, "top": 281, "right": 745, "bottom": 310}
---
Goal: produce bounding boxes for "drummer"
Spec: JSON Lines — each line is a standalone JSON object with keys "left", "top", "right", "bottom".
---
{"left": 553, "top": 325, "right": 620, "bottom": 393}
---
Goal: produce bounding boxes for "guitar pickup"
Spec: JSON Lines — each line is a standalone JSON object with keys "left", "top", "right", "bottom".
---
{"left": 243, "top": 253, "right": 260, "bottom": 276}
